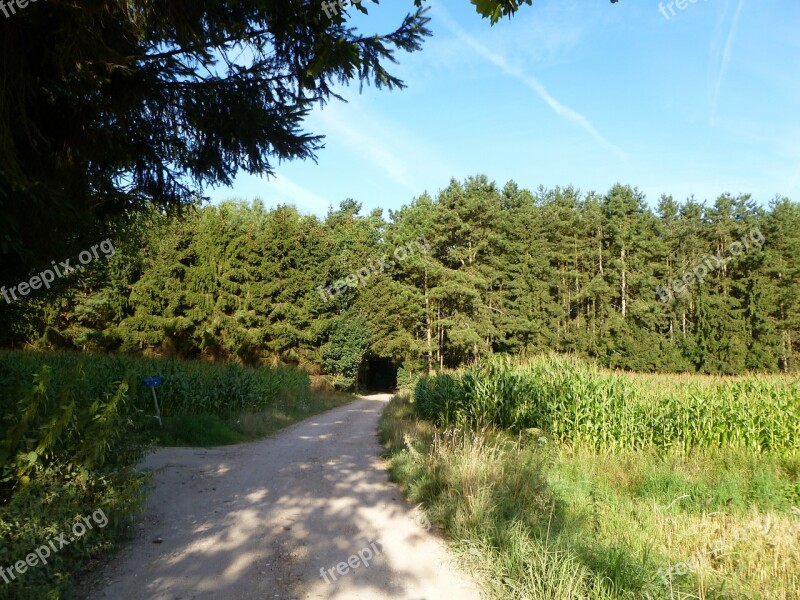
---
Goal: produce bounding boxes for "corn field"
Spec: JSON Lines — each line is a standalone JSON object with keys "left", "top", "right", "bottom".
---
{"left": 0, "top": 349, "right": 311, "bottom": 420}
{"left": 415, "top": 355, "right": 800, "bottom": 455}
{"left": 0, "top": 350, "right": 313, "bottom": 599}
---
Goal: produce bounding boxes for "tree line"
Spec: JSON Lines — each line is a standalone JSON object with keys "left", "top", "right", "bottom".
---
{"left": 2, "top": 175, "right": 798, "bottom": 383}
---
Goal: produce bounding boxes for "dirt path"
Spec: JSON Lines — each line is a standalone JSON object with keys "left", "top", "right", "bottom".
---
{"left": 84, "top": 394, "right": 481, "bottom": 600}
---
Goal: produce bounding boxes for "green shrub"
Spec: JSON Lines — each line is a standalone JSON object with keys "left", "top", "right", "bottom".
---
{"left": 321, "top": 316, "right": 371, "bottom": 391}
{"left": 395, "top": 366, "right": 420, "bottom": 391}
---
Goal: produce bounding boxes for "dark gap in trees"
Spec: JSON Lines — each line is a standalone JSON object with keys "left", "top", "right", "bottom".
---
{"left": 360, "top": 356, "right": 398, "bottom": 392}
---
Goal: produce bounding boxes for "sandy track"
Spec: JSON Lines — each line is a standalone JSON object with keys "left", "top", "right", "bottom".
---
{"left": 84, "top": 394, "right": 481, "bottom": 600}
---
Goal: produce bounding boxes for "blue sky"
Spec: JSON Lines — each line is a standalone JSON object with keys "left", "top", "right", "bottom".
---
{"left": 208, "top": 0, "right": 800, "bottom": 217}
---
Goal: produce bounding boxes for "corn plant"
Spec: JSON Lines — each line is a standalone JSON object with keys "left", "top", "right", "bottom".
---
{"left": 415, "top": 355, "right": 800, "bottom": 456}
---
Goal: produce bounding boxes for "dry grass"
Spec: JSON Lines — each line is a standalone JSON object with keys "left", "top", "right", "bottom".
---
{"left": 380, "top": 393, "right": 800, "bottom": 599}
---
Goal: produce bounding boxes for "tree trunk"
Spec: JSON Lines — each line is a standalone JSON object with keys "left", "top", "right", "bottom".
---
{"left": 425, "top": 269, "right": 433, "bottom": 373}
{"left": 438, "top": 306, "right": 444, "bottom": 370}
{"left": 620, "top": 247, "right": 627, "bottom": 319}
{"left": 598, "top": 227, "right": 604, "bottom": 277}
{"left": 782, "top": 331, "right": 789, "bottom": 373}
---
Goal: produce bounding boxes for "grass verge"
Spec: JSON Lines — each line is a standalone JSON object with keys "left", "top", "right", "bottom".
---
{"left": 379, "top": 393, "right": 800, "bottom": 600}
{"left": 153, "top": 390, "right": 355, "bottom": 446}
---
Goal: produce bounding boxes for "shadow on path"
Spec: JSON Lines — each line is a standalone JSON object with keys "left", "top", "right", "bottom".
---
{"left": 83, "top": 394, "right": 481, "bottom": 600}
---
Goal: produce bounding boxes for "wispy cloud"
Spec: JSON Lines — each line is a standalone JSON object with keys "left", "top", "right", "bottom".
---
{"left": 267, "top": 174, "right": 333, "bottom": 213}
{"left": 711, "top": 0, "right": 745, "bottom": 124}
{"left": 311, "top": 98, "right": 458, "bottom": 195}
{"left": 432, "top": 4, "right": 626, "bottom": 160}
{"left": 314, "top": 103, "right": 420, "bottom": 193}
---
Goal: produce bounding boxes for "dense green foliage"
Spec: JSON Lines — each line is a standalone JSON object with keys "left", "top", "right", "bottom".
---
{"left": 4, "top": 176, "right": 798, "bottom": 380}
{"left": 0, "top": 358, "right": 145, "bottom": 599}
{"left": 1, "top": 0, "right": 612, "bottom": 278}
{"left": 322, "top": 315, "right": 373, "bottom": 390}
{"left": 415, "top": 355, "right": 800, "bottom": 455}
{"left": 0, "top": 349, "right": 323, "bottom": 599}
{"left": 381, "top": 390, "right": 800, "bottom": 599}
{"left": 0, "top": 0, "right": 434, "bottom": 281}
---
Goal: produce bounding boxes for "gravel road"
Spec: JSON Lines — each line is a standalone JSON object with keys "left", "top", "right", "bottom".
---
{"left": 84, "top": 394, "right": 482, "bottom": 600}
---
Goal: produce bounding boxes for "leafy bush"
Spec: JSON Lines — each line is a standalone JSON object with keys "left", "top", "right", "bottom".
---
{"left": 395, "top": 366, "right": 420, "bottom": 391}
{"left": 322, "top": 316, "right": 371, "bottom": 391}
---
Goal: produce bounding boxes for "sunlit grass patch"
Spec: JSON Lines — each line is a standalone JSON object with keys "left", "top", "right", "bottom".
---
{"left": 380, "top": 391, "right": 800, "bottom": 599}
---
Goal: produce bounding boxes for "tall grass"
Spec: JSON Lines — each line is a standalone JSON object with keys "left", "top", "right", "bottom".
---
{"left": 415, "top": 355, "right": 800, "bottom": 455}
{"left": 381, "top": 393, "right": 800, "bottom": 600}
{"left": 0, "top": 349, "right": 320, "bottom": 599}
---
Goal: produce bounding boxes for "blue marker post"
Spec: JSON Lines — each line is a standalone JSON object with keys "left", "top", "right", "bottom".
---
{"left": 142, "top": 376, "right": 163, "bottom": 426}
